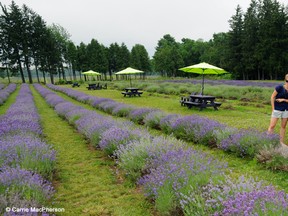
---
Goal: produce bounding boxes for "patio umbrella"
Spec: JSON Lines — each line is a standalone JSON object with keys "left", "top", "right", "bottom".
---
{"left": 179, "top": 62, "right": 228, "bottom": 95}
{"left": 81, "top": 70, "right": 101, "bottom": 76}
{"left": 115, "top": 67, "right": 144, "bottom": 87}
{"left": 81, "top": 70, "right": 101, "bottom": 81}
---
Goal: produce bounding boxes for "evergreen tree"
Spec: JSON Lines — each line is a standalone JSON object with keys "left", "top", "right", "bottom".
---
{"left": 153, "top": 34, "right": 184, "bottom": 77}
{"left": 227, "top": 5, "right": 244, "bottom": 79}
{"left": 130, "top": 44, "right": 151, "bottom": 71}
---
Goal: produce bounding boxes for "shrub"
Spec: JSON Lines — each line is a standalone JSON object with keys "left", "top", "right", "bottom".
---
{"left": 0, "top": 134, "right": 56, "bottom": 179}
{"left": 143, "top": 111, "right": 167, "bottom": 129}
{"left": 0, "top": 167, "right": 54, "bottom": 214}
{"left": 171, "top": 115, "right": 225, "bottom": 146}
{"left": 128, "top": 108, "right": 158, "bottom": 125}
{"left": 159, "top": 114, "right": 181, "bottom": 134}
{"left": 138, "top": 147, "right": 227, "bottom": 215}
{"left": 111, "top": 104, "right": 135, "bottom": 117}
{"left": 219, "top": 130, "right": 279, "bottom": 158}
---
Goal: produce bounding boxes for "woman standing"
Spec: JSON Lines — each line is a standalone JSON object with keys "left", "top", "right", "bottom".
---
{"left": 268, "top": 74, "right": 288, "bottom": 145}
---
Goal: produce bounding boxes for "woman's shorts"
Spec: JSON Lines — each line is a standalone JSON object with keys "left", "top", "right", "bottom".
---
{"left": 272, "top": 110, "right": 288, "bottom": 118}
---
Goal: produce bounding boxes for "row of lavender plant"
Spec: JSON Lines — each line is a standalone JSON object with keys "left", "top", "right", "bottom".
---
{"left": 37, "top": 84, "right": 288, "bottom": 215}
{"left": 163, "top": 79, "right": 279, "bottom": 88}
{"left": 0, "top": 84, "right": 56, "bottom": 215}
{"left": 0, "top": 83, "right": 17, "bottom": 106}
{"left": 45, "top": 84, "right": 286, "bottom": 171}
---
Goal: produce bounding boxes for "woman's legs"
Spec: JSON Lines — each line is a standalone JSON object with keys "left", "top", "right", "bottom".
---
{"left": 280, "top": 118, "right": 288, "bottom": 144}
{"left": 268, "top": 117, "right": 278, "bottom": 134}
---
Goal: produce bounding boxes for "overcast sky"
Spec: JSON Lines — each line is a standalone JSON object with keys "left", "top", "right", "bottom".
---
{"left": 1, "top": 0, "right": 287, "bottom": 57}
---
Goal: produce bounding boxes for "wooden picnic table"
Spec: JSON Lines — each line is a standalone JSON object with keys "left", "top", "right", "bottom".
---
{"left": 121, "top": 87, "right": 143, "bottom": 97}
{"left": 180, "top": 94, "right": 221, "bottom": 110}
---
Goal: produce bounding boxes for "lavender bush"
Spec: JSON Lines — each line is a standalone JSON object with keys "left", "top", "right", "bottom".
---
{"left": 138, "top": 147, "right": 227, "bottom": 215}
{"left": 97, "top": 100, "right": 118, "bottom": 114}
{"left": 159, "top": 114, "right": 181, "bottom": 134}
{"left": 215, "top": 186, "right": 288, "bottom": 216}
{"left": 0, "top": 134, "right": 55, "bottom": 178}
{"left": 178, "top": 175, "right": 288, "bottom": 215}
{"left": 171, "top": 115, "right": 225, "bottom": 146}
{"left": 0, "top": 83, "right": 17, "bottom": 105}
{"left": 115, "top": 135, "right": 183, "bottom": 182}
{"left": 99, "top": 125, "right": 149, "bottom": 156}
{"left": 143, "top": 110, "right": 167, "bottom": 129}
{"left": 0, "top": 84, "right": 56, "bottom": 213}
{"left": 128, "top": 108, "right": 158, "bottom": 124}
{"left": 111, "top": 103, "right": 134, "bottom": 117}
{"left": 219, "top": 130, "right": 279, "bottom": 158}
{"left": 0, "top": 167, "right": 54, "bottom": 214}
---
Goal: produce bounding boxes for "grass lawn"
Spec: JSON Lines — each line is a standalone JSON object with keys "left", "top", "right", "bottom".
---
{"left": 31, "top": 87, "right": 154, "bottom": 216}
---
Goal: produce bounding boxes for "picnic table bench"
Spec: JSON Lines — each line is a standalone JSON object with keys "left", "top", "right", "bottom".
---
{"left": 86, "top": 83, "right": 106, "bottom": 90}
{"left": 72, "top": 82, "right": 80, "bottom": 87}
{"left": 180, "top": 95, "right": 221, "bottom": 111}
{"left": 121, "top": 88, "right": 143, "bottom": 97}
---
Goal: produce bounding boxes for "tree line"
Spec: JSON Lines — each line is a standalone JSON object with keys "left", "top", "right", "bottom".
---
{"left": 0, "top": 0, "right": 287, "bottom": 83}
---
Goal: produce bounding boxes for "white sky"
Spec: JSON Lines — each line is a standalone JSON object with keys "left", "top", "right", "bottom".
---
{"left": 1, "top": 0, "right": 287, "bottom": 57}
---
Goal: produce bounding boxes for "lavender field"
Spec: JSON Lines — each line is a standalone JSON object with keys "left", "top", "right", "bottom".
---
{"left": 0, "top": 83, "right": 288, "bottom": 216}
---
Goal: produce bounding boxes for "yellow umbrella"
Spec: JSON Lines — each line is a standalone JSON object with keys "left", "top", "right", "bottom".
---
{"left": 115, "top": 67, "right": 144, "bottom": 87}
{"left": 179, "top": 62, "right": 228, "bottom": 95}
{"left": 81, "top": 70, "right": 101, "bottom": 76}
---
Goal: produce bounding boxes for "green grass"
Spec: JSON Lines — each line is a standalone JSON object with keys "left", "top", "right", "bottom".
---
{"left": 31, "top": 87, "right": 154, "bottom": 216}
{"left": 0, "top": 85, "right": 19, "bottom": 115}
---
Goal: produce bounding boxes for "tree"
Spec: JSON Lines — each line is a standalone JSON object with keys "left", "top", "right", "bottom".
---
{"left": 227, "top": 5, "right": 245, "bottom": 79}
{"left": 86, "top": 39, "right": 108, "bottom": 75}
{"left": 66, "top": 41, "right": 77, "bottom": 80}
{"left": 130, "top": 44, "right": 151, "bottom": 71}
{"left": 257, "top": 0, "right": 288, "bottom": 79}
{"left": 0, "top": 1, "right": 26, "bottom": 83}
{"left": 179, "top": 38, "right": 201, "bottom": 66}
{"left": 49, "top": 23, "right": 71, "bottom": 81}
{"left": 242, "top": 0, "right": 260, "bottom": 79}
{"left": 201, "top": 33, "right": 230, "bottom": 69}
{"left": 153, "top": 34, "right": 184, "bottom": 77}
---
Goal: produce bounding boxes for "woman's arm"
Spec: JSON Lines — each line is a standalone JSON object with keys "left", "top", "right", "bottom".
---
{"left": 271, "top": 90, "right": 277, "bottom": 111}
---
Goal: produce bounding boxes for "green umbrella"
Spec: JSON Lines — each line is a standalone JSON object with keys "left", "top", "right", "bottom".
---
{"left": 179, "top": 62, "right": 228, "bottom": 95}
{"left": 115, "top": 67, "right": 144, "bottom": 87}
{"left": 81, "top": 70, "right": 101, "bottom": 76}
{"left": 82, "top": 70, "right": 101, "bottom": 82}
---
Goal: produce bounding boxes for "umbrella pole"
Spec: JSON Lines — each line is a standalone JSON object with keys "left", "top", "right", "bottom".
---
{"left": 201, "top": 69, "right": 204, "bottom": 95}
{"left": 130, "top": 75, "right": 132, "bottom": 87}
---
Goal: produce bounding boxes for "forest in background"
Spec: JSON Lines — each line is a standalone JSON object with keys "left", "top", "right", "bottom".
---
{"left": 0, "top": 0, "right": 288, "bottom": 83}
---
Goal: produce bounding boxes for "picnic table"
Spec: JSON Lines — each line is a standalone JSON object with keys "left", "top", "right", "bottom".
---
{"left": 121, "top": 87, "right": 143, "bottom": 97}
{"left": 72, "top": 82, "right": 80, "bottom": 87}
{"left": 86, "top": 83, "right": 106, "bottom": 90}
{"left": 180, "top": 94, "right": 221, "bottom": 111}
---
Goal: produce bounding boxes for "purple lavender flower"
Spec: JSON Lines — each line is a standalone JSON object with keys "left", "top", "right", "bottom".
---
{"left": 0, "top": 167, "right": 54, "bottom": 211}
{"left": 0, "top": 134, "right": 56, "bottom": 178}
{"left": 219, "top": 186, "right": 288, "bottom": 216}
{"left": 143, "top": 111, "right": 167, "bottom": 129}
{"left": 111, "top": 103, "right": 134, "bottom": 117}
{"left": 129, "top": 108, "right": 158, "bottom": 124}
{"left": 99, "top": 126, "right": 140, "bottom": 156}
{"left": 159, "top": 114, "right": 181, "bottom": 134}
{"left": 171, "top": 115, "right": 224, "bottom": 146}
{"left": 220, "top": 130, "right": 279, "bottom": 157}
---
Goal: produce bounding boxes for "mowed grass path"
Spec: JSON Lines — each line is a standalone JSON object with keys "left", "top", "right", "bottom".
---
{"left": 31, "top": 87, "right": 153, "bottom": 216}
